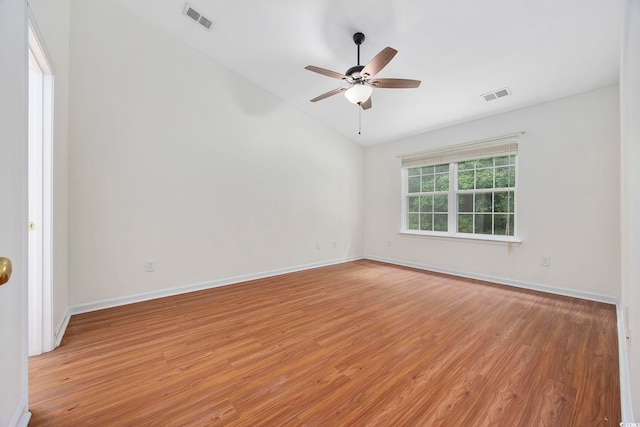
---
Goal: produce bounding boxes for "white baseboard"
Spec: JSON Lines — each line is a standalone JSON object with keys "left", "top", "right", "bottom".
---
{"left": 365, "top": 255, "right": 619, "bottom": 304}
{"left": 69, "top": 256, "right": 364, "bottom": 315}
{"left": 617, "top": 303, "right": 635, "bottom": 422}
{"left": 9, "top": 397, "right": 30, "bottom": 427}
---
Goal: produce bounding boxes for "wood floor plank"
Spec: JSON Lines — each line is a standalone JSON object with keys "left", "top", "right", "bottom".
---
{"left": 29, "top": 260, "right": 620, "bottom": 425}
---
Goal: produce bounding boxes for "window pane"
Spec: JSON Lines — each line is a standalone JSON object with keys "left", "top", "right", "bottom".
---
{"left": 476, "top": 168, "right": 494, "bottom": 189}
{"left": 408, "top": 167, "right": 421, "bottom": 176}
{"left": 420, "top": 213, "right": 433, "bottom": 231}
{"left": 495, "top": 166, "right": 510, "bottom": 188}
{"left": 495, "top": 156, "right": 510, "bottom": 166}
{"left": 435, "top": 164, "right": 449, "bottom": 173}
{"left": 435, "top": 173, "right": 449, "bottom": 191}
{"left": 421, "top": 174, "right": 435, "bottom": 192}
{"left": 507, "top": 165, "right": 516, "bottom": 187}
{"left": 408, "top": 196, "right": 420, "bottom": 213}
{"left": 459, "top": 160, "right": 475, "bottom": 170}
{"left": 408, "top": 176, "right": 421, "bottom": 193}
{"left": 474, "top": 214, "right": 493, "bottom": 234}
{"left": 421, "top": 165, "right": 435, "bottom": 175}
{"left": 458, "top": 214, "right": 473, "bottom": 233}
{"left": 477, "top": 158, "right": 493, "bottom": 168}
{"left": 475, "top": 193, "right": 493, "bottom": 213}
{"left": 494, "top": 191, "right": 514, "bottom": 213}
{"left": 494, "top": 192, "right": 509, "bottom": 213}
{"left": 419, "top": 195, "right": 433, "bottom": 212}
{"left": 458, "top": 170, "right": 474, "bottom": 190}
{"left": 433, "top": 195, "right": 448, "bottom": 212}
{"left": 434, "top": 214, "right": 448, "bottom": 231}
{"left": 408, "top": 213, "right": 419, "bottom": 230}
{"left": 494, "top": 214, "right": 514, "bottom": 236}
{"left": 458, "top": 194, "right": 473, "bottom": 212}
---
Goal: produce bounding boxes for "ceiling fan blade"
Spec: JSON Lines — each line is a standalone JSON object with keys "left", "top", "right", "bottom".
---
{"left": 371, "top": 78, "right": 421, "bottom": 89}
{"left": 305, "top": 65, "right": 348, "bottom": 81}
{"left": 310, "top": 87, "right": 348, "bottom": 102}
{"left": 361, "top": 47, "right": 397, "bottom": 79}
{"left": 360, "top": 97, "right": 372, "bottom": 110}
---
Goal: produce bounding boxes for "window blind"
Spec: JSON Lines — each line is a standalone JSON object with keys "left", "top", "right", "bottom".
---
{"left": 401, "top": 133, "right": 521, "bottom": 169}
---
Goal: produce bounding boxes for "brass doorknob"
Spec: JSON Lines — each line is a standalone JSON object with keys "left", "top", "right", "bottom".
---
{"left": 0, "top": 257, "right": 12, "bottom": 286}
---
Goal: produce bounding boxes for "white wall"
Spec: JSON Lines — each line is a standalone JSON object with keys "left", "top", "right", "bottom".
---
{"left": 621, "top": 0, "right": 640, "bottom": 418}
{"left": 0, "top": 0, "right": 30, "bottom": 425}
{"left": 29, "top": 0, "right": 71, "bottom": 347}
{"left": 67, "top": 0, "right": 364, "bottom": 306}
{"left": 364, "top": 85, "right": 620, "bottom": 299}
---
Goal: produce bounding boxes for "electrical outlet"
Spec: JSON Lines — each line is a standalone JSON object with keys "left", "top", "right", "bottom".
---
{"left": 540, "top": 256, "right": 551, "bottom": 267}
{"left": 144, "top": 260, "right": 155, "bottom": 272}
{"left": 332, "top": 241, "right": 337, "bottom": 248}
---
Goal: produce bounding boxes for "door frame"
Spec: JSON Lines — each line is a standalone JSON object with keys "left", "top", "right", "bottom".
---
{"left": 27, "top": 15, "right": 54, "bottom": 356}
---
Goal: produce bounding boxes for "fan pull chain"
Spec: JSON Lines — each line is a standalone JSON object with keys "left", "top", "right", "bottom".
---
{"left": 358, "top": 105, "right": 362, "bottom": 134}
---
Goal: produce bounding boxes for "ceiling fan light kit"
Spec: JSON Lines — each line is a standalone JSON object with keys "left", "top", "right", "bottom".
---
{"left": 344, "top": 83, "right": 373, "bottom": 104}
{"left": 305, "top": 31, "right": 421, "bottom": 116}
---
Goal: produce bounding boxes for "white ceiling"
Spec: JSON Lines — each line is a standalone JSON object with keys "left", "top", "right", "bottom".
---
{"left": 109, "top": 0, "right": 623, "bottom": 146}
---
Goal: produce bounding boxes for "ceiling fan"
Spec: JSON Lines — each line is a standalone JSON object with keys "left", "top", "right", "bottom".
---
{"left": 305, "top": 32, "right": 421, "bottom": 111}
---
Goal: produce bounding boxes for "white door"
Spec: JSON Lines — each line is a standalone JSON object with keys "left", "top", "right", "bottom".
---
{"left": 0, "top": 0, "right": 31, "bottom": 425}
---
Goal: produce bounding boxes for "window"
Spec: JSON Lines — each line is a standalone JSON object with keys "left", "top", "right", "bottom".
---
{"left": 402, "top": 135, "right": 518, "bottom": 240}
{"left": 407, "top": 164, "right": 449, "bottom": 232}
{"left": 456, "top": 156, "right": 515, "bottom": 236}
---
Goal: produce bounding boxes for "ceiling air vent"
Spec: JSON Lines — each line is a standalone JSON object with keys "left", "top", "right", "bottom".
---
{"left": 482, "top": 87, "right": 511, "bottom": 102}
{"left": 198, "top": 16, "right": 213, "bottom": 30}
{"left": 183, "top": 3, "right": 214, "bottom": 31}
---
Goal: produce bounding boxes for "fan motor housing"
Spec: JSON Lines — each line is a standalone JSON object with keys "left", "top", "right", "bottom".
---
{"left": 346, "top": 65, "right": 365, "bottom": 79}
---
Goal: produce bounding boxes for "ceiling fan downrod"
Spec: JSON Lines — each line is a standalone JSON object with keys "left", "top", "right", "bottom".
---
{"left": 353, "top": 32, "right": 365, "bottom": 66}
{"left": 346, "top": 32, "right": 366, "bottom": 79}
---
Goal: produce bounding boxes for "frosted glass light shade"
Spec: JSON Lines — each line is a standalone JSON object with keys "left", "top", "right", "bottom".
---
{"left": 344, "top": 84, "right": 373, "bottom": 104}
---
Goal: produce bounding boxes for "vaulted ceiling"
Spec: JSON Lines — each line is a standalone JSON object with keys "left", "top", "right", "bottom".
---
{"left": 109, "top": 0, "right": 623, "bottom": 146}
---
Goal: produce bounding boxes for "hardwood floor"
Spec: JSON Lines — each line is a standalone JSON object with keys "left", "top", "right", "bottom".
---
{"left": 29, "top": 260, "right": 620, "bottom": 426}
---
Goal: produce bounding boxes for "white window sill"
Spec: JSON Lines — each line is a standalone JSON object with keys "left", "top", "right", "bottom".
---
{"left": 399, "top": 230, "right": 522, "bottom": 246}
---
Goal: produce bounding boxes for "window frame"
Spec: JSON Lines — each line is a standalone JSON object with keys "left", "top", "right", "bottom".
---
{"left": 401, "top": 154, "right": 520, "bottom": 243}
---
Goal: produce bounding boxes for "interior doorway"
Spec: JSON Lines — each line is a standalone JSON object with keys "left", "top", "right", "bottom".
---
{"left": 28, "top": 19, "right": 54, "bottom": 356}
